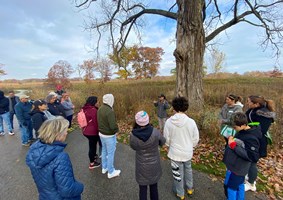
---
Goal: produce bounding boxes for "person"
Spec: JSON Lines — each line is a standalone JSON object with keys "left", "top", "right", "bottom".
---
{"left": 163, "top": 97, "right": 199, "bottom": 199}
{"left": 97, "top": 94, "right": 120, "bottom": 179}
{"left": 219, "top": 94, "right": 243, "bottom": 144}
{"left": 45, "top": 94, "right": 65, "bottom": 117}
{"left": 15, "top": 94, "right": 34, "bottom": 146}
{"left": 81, "top": 96, "right": 102, "bottom": 169}
{"left": 55, "top": 84, "right": 65, "bottom": 97}
{"left": 26, "top": 117, "right": 84, "bottom": 200}
{"left": 130, "top": 111, "right": 166, "bottom": 200}
{"left": 0, "top": 90, "right": 14, "bottom": 136}
{"left": 61, "top": 93, "right": 75, "bottom": 128}
{"left": 245, "top": 95, "right": 275, "bottom": 192}
{"left": 30, "top": 99, "right": 48, "bottom": 138}
{"left": 223, "top": 112, "right": 261, "bottom": 200}
{"left": 153, "top": 93, "right": 170, "bottom": 133}
{"left": 8, "top": 90, "right": 20, "bottom": 129}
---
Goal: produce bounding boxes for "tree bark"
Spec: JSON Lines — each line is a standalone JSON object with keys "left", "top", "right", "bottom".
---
{"left": 174, "top": 0, "right": 205, "bottom": 111}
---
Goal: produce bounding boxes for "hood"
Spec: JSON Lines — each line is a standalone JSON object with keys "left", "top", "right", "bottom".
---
{"left": 256, "top": 107, "right": 276, "bottom": 120}
{"left": 26, "top": 140, "right": 66, "bottom": 169}
{"left": 0, "top": 91, "right": 4, "bottom": 98}
{"left": 103, "top": 94, "right": 114, "bottom": 108}
{"left": 169, "top": 113, "right": 188, "bottom": 127}
{"left": 132, "top": 125, "right": 153, "bottom": 142}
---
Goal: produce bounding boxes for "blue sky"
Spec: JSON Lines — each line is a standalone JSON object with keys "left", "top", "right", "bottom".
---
{"left": 0, "top": 0, "right": 282, "bottom": 80}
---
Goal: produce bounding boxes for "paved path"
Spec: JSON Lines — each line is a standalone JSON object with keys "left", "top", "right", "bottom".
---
{"left": 0, "top": 126, "right": 266, "bottom": 200}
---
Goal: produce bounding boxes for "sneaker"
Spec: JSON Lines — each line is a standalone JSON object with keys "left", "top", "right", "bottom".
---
{"left": 107, "top": 169, "right": 121, "bottom": 179}
{"left": 245, "top": 181, "right": 256, "bottom": 192}
{"left": 102, "top": 168, "right": 108, "bottom": 174}
{"left": 0, "top": 132, "right": 5, "bottom": 136}
{"left": 187, "top": 189, "right": 194, "bottom": 196}
{"left": 8, "top": 131, "right": 15, "bottom": 136}
{"left": 176, "top": 194, "right": 185, "bottom": 200}
{"left": 22, "top": 143, "right": 30, "bottom": 147}
{"left": 89, "top": 161, "right": 101, "bottom": 169}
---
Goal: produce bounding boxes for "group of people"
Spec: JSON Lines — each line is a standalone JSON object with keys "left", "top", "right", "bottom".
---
{"left": 1, "top": 88, "right": 276, "bottom": 200}
{"left": 219, "top": 94, "right": 275, "bottom": 200}
{"left": 0, "top": 88, "right": 75, "bottom": 146}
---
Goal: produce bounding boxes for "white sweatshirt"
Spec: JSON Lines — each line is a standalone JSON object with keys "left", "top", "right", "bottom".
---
{"left": 164, "top": 113, "right": 199, "bottom": 162}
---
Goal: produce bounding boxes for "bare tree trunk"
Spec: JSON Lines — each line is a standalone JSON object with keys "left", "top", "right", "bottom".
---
{"left": 174, "top": 0, "right": 205, "bottom": 111}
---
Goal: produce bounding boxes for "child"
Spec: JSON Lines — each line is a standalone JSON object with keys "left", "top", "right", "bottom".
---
{"left": 130, "top": 111, "right": 166, "bottom": 200}
{"left": 223, "top": 112, "right": 261, "bottom": 200}
{"left": 163, "top": 97, "right": 199, "bottom": 199}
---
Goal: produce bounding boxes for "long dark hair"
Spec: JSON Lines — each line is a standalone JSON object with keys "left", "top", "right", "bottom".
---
{"left": 248, "top": 95, "right": 275, "bottom": 112}
{"left": 85, "top": 96, "right": 98, "bottom": 107}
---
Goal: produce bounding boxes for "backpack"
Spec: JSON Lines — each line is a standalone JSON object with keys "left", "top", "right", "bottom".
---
{"left": 77, "top": 109, "right": 88, "bottom": 128}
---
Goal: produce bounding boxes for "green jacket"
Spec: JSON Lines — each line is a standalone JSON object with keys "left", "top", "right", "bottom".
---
{"left": 97, "top": 104, "right": 119, "bottom": 135}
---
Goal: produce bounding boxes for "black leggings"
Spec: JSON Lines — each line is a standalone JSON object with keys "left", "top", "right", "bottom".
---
{"left": 66, "top": 115, "right": 73, "bottom": 128}
{"left": 139, "top": 183, "right": 158, "bottom": 200}
{"left": 84, "top": 135, "right": 101, "bottom": 163}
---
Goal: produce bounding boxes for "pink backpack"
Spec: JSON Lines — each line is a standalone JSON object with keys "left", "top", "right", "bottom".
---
{"left": 77, "top": 109, "right": 88, "bottom": 128}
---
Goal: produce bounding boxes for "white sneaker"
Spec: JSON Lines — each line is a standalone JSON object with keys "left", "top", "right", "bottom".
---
{"left": 245, "top": 181, "right": 256, "bottom": 192}
{"left": 102, "top": 168, "right": 108, "bottom": 174}
{"left": 8, "top": 131, "right": 15, "bottom": 136}
{"left": 245, "top": 175, "right": 249, "bottom": 181}
{"left": 107, "top": 169, "right": 121, "bottom": 179}
{"left": 0, "top": 132, "right": 5, "bottom": 136}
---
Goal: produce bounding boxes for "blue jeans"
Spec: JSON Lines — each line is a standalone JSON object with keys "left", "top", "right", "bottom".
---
{"left": 171, "top": 160, "right": 193, "bottom": 197}
{"left": 0, "top": 112, "right": 13, "bottom": 133}
{"left": 20, "top": 120, "right": 33, "bottom": 144}
{"left": 100, "top": 135, "right": 117, "bottom": 174}
{"left": 224, "top": 170, "right": 245, "bottom": 200}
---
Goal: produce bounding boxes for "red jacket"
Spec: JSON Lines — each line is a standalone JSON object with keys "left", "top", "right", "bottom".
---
{"left": 82, "top": 104, "right": 99, "bottom": 136}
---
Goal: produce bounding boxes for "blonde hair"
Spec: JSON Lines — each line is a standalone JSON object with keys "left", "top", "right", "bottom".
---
{"left": 38, "top": 116, "right": 69, "bottom": 144}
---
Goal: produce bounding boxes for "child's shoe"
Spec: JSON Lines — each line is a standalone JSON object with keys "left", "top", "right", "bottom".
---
{"left": 107, "top": 169, "right": 121, "bottom": 179}
{"left": 176, "top": 194, "right": 185, "bottom": 200}
{"left": 187, "top": 189, "right": 194, "bottom": 196}
{"left": 244, "top": 181, "right": 256, "bottom": 192}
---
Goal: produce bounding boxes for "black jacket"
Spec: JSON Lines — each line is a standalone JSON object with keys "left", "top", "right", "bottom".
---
{"left": 47, "top": 102, "right": 65, "bottom": 117}
{"left": 0, "top": 91, "right": 9, "bottom": 114}
{"left": 235, "top": 126, "right": 261, "bottom": 163}
{"left": 30, "top": 110, "right": 47, "bottom": 133}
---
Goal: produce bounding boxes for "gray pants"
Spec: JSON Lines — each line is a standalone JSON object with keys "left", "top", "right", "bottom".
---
{"left": 171, "top": 160, "right": 193, "bottom": 197}
{"left": 158, "top": 117, "right": 166, "bottom": 133}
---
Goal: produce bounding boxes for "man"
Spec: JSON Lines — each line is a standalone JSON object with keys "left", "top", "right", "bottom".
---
{"left": 153, "top": 93, "right": 170, "bottom": 133}
{"left": 97, "top": 94, "right": 120, "bottom": 179}
{"left": 163, "top": 97, "right": 199, "bottom": 200}
{"left": 8, "top": 91, "right": 20, "bottom": 129}
{"left": 15, "top": 94, "right": 33, "bottom": 146}
{"left": 0, "top": 90, "right": 14, "bottom": 135}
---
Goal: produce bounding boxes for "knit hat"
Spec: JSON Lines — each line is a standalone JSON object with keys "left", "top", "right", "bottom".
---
{"left": 135, "top": 111, "right": 149, "bottom": 126}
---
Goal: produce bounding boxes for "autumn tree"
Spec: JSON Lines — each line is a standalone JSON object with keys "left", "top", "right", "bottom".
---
{"left": 95, "top": 58, "right": 112, "bottom": 83}
{"left": 46, "top": 60, "right": 74, "bottom": 88}
{"left": 131, "top": 47, "right": 164, "bottom": 79}
{"left": 0, "top": 63, "right": 6, "bottom": 77}
{"left": 109, "top": 46, "right": 137, "bottom": 79}
{"left": 78, "top": 59, "right": 97, "bottom": 83}
{"left": 75, "top": 0, "right": 283, "bottom": 111}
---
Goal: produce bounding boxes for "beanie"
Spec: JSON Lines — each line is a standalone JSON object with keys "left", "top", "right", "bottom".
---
{"left": 135, "top": 111, "right": 149, "bottom": 126}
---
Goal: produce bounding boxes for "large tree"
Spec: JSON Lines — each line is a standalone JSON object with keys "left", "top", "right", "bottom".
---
{"left": 46, "top": 60, "right": 74, "bottom": 88}
{"left": 78, "top": 59, "right": 97, "bottom": 83}
{"left": 75, "top": 0, "right": 283, "bottom": 110}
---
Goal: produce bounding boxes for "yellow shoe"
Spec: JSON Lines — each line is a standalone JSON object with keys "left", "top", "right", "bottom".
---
{"left": 176, "top": 194, "right": 185, "bottom": 200}
{"left": 187, "top": 189, "right": 194, "bottom": 196}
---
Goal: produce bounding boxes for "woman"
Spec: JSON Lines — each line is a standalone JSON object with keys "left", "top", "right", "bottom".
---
{"left": 245, "top": 95, "right": 275, "bottom": 192}
{"left": 130, "top": 111, "right": 166, "bottom": 200}
{"left": 61, "top": 93, "right": 75, "bottom": 128}
{"left": 26, "top": 117, "right": 84, "bottom": 200}
{"left": 82, "top": 96, "right": 101, "bottom": 169}
{"left": 46, "top": 94, "right": 65, "bottom": 117}
{"left": 219, "top": 94, "right": 243, "bottom": 142}
{"left": 30, "top": 99, "right": 48, "bottom": 138}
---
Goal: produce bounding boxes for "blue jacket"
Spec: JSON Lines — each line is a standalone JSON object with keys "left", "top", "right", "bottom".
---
{"left": 26, "top": 141, "right": 84, "bottom": 200}
{"left": 14, "top": 101, "right": 33, "bottom": 125}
